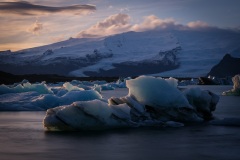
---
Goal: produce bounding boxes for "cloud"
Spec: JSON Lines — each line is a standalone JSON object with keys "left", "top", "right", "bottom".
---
{"left": 0, "top": 1, "right": 96, "bottom": 16}
{"left": 76, "top": 14, "right": 211, "bottom": 38}
{"left": 131, "top": 15, "right": 183, "bottom": 31}
{"left": 27, "top": 20, "right": 43, "bottom": 35}
{"left": 187, "top": 20, "right": 209, "bottom": 28}
{"left": 77, "top": 13, "right": 131, "bottom": 38}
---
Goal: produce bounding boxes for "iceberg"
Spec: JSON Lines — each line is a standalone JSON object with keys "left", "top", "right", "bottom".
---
{"left": 126, "top": 76, "right": 190, "bottom": 109}
{"left": 222, "top": 74, "right": 240, "bottom": 96}
{"left": 43, "top": 76, "right": 219, "bottom": 131}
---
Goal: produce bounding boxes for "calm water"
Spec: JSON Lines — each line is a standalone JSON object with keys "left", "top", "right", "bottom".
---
{"left": 0, "top": 86, "right": 240, "bottom": 160}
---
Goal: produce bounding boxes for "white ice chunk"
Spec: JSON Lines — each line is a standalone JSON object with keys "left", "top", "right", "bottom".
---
{"left": 165, "top": 77, "right": 178, "bottom": 88}
{"left": 126, "top": 76, "right": 191, "bottom": 109}
{"left": 93, "top": 84, "right": 115, "bottom": 93}
{"left": 60, "top": 90, "right": 102, "bottom": 103}
{"left": 63, "top": 82, "right": 84, "bottom": 91}
{"left": 116, "top": 77, "right": 131, "bottom": 88}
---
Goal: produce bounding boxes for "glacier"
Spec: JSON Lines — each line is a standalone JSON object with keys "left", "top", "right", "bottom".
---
{"left": 1, "top": 29, "right": 240, "bottom": 77}
{"left": 43, "top": 76, "right": 219, "bottom": 131}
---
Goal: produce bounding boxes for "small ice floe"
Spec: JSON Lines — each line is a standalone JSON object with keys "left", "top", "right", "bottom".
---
{"left": 222, "top": 74, "right": 240, "bottom": 96}
{"left": 93, "top": 84, "right": 115, "bottom": 93}
{"left": 0, "top": 81, "right": 52, "bottom": 95}
{"left": 63, "top": 82, "right": 84, "bottom": 91}
{"left": 0, "top": 90, "right": 102, "bottom": 111}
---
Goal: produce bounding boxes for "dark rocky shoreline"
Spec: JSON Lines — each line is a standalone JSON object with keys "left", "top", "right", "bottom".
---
{"left": 0, "top": 71, "right": 194, "bottom": 85}
{"left": 0, "top": 71, "right": 119, "bottom": 85}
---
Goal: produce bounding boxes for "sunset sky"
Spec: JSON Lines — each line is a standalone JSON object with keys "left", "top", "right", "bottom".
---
{"left": 0, "top": 0, "right": 240, "bottom": 51}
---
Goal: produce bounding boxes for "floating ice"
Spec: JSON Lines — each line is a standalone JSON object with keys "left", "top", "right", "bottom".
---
{"left": 43, "top": 100, "right": 133, "bottom": 131}
{"left": 93, "top": 84, "right": 115, "bottom": 93}
{"left": 178, "top": 78, "right": 199, "bottom": 86}
{"left": 44, "top": 76, "right": 220, "bottom": 131}
{"left": 0, "top": 82, "right": 53, "bottom": 95}
{"left": 0, "top": 92, "right": 43, "bottom": 111}
{"left": 116, "top": 77, "right": 131, "bottom": 88}
{"left": 165, "top": 77, "right": 178, "bottom": 88}
{"left": 63, "top": 82, "right": 84, "bottom": 91}
{"left": 183, "top": 87, "right": 219, "bottom": 120}
{"left": 222, "top": 74, "right": 240, "bottom": 96}
{"left": 0, "top": 90, "right": 102, "bottom": 111}
{"left": 126, "top": 76, "right": 191, "bottom": 109}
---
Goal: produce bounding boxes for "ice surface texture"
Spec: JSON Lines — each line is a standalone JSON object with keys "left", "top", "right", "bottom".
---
{"left": 222, "top": 74, "right": 240, "bottom": 96}
{"left": 0, "top": 90, "right": 102, "bottom": 111}
{"left": 44, "top": 100, "right": 132, "bottom": 131}
{"left": 0, "top": 79, "right": 129, "bottom": 111}
{"left": 0, "top": 80, "right": 102, "bottom": 111}
{"left": 0, "top": 82, "right": 52, "bottom": 95}
{"left": 43, "top": 76, "right": 219, "bottom": 131}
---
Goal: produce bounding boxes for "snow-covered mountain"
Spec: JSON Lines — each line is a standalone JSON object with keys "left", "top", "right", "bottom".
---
{"left": 0, "top": 28, "right": 240, "bottom": 77}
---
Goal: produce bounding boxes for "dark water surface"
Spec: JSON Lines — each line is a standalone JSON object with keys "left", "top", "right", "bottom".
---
{"left": 0, "top": 86, "right": 240, "bottom": 160}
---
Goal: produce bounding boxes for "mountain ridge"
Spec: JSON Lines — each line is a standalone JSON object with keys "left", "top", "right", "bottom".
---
{"left": 207, "top": 54, "right": 240, "bottom": 77}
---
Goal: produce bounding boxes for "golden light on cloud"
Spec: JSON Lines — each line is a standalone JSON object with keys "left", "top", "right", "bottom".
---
{"left": 76, "top": 14, "right": 210, "bottom": 38}
{"left": 187, "top": 21, "right": 209, "bottom": 28}
{"left": 76, "top": 13, "right": 131, "bottom": 38}
{"left": 0, "top": 1, "right": 97, "bottom": 51}
{"left": 27, "top": 20, "right": 43, "bottom": 35}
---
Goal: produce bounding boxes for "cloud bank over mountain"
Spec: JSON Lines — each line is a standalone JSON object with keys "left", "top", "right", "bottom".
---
{"left": 76, "top": 13, "right": 211, "bottom": 38}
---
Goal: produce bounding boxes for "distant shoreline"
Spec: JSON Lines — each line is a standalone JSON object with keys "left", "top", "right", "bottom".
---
{"left": 0, "top": 71, "right": 193, "bottom": 85}
{"left": 0, "top": 71, "right": 119, "bottom": 84}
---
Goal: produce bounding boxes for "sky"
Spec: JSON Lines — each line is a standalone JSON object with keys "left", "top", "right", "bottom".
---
{"left": 0, "top": 0, "right": 240, "bottom": 51}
